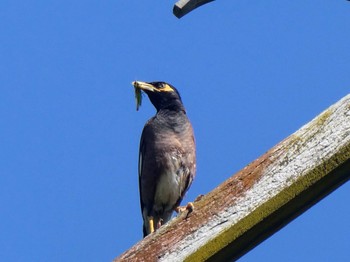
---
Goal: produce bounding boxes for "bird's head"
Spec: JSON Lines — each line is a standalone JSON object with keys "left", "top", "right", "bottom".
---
{"left": 132, "top": 81, "right": 185, "bottom": 112}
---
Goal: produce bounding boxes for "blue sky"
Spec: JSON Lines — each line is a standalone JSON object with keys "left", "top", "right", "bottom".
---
{"left": 1, "top": 1, "right": 350, "bottom": 261}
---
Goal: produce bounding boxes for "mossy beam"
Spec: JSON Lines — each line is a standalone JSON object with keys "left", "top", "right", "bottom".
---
{"left": 115, "top": 94, "right": 350, "bottom": 262}
{"left": 198, "top": 146, "right": 350, "bottom": 262}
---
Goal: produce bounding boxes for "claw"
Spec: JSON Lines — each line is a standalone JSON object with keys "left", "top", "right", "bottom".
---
{"left": 186, "top": 202, "right": 194, "bottom": 212}
{"left": 175, "top": 206, "right": 186, "bottom": 213}
{"left": 185, "top": 202, "right": 194, "bottom": 219}
{"left": 157, "top": 218, "right": 163, "bottom": 229}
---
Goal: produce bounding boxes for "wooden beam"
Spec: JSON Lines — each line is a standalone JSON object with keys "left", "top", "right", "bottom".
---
{"left": 173, "top": 0, "right": 215, "bottom": 18}
{"left": 115, "top": 94, "right": 350, "bottom": 262}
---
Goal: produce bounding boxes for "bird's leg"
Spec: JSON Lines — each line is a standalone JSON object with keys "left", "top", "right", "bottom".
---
{"left": 157, "top": 218, "right": 163, "bottom": 229}
{"left": 175, "top": 202, "right": 194, "bottom": 218}
{"left": 148, "top": 216, "right": 155, "bottom": 234}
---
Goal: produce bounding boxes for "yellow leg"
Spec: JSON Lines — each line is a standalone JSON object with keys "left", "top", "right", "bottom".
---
{"left": 148, "top": 216, "right": 154, "bottom": 233}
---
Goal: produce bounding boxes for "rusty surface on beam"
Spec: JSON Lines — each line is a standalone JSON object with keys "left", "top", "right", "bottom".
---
{"left": 115, "top": 144, "right": 278, "bottom": 261}
{"left": 115, "top": 95, "right": 350, "bottom": 261}
{"left": 116, "top": 139, "right": 350, "bottom": 261}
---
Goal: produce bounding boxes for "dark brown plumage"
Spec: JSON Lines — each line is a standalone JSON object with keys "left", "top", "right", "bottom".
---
{"left": 132, "top": 81, "right": 196, "bottom": 237}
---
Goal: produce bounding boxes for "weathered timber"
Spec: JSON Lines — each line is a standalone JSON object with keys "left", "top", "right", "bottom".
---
{"left": 115, "top": 94, "right": 350, "bottom": 262}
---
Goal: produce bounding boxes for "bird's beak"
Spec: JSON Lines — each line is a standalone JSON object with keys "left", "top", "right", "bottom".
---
{"left": 132, "top": 81, "right": 156, "bottom": 92}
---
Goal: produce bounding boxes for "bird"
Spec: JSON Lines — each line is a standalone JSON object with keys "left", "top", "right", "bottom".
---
{"left": 132, "top": 81, "right": 196, "bottom": 237}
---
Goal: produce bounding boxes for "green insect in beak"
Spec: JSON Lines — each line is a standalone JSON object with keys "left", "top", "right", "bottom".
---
{"left": 134, "top": 85, "right": 142, "bottom": 111}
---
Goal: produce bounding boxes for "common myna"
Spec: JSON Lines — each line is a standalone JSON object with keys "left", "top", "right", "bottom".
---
{"left": 132, "top": 81, "right": 196, "bottom": 237}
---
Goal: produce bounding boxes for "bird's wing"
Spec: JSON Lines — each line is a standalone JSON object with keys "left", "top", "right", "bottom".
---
{"left": 138, "top": 126, "right": 147, "bottom": 213}
{"left": 138, "top": 120, "right": 158, "bottom": 215}
{"left": 175, "top": 133, "right": 196, "bottom": 206}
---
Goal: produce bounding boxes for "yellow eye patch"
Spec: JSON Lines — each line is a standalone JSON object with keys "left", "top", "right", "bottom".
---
{"left": 159, "top": 84, "right": 174, "bottom": 92}
{"left": 157, "top": 84, "right": 174, "bottom": 92}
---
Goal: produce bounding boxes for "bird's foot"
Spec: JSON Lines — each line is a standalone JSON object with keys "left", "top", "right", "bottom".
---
{"left": 157, "top": 218, "right": 163, "bottom": 229}
{"left": 175, "top": 202, "right": 194, "bottom": 219}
